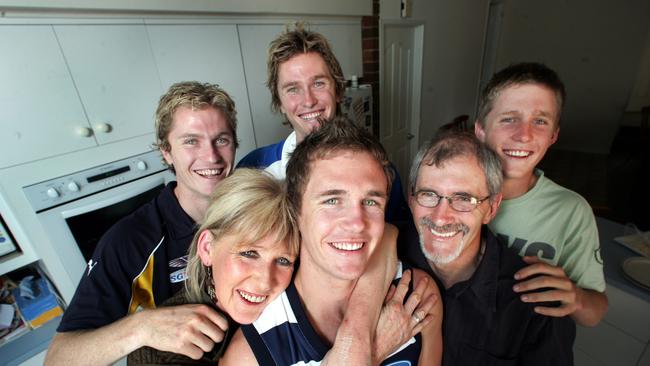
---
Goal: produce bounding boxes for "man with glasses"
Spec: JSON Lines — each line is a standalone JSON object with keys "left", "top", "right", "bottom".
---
{"left": 399, "top": 131, "right": 574, "bottom": 365}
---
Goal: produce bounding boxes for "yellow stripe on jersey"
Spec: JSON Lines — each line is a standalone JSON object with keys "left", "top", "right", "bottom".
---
{"left": 128, "top": 237, "right": 164, "bottom": 314}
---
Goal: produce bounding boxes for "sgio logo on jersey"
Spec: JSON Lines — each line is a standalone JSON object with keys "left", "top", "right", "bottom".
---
{"left": 170, "top": 268, "right": 187, "bottom": 283}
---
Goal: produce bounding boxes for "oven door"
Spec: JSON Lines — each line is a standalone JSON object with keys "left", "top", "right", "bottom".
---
{"left": 35, "top": 170, "right": 174, "bottom": 287}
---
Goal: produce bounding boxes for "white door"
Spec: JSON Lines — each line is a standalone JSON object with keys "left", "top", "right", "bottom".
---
{"left": 380, "top": 23, "right": 423, "bottom": 192}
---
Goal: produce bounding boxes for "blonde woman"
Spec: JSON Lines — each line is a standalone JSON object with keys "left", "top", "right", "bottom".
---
{"left": 129, "top": 168, "right": 300, "bottom": 365}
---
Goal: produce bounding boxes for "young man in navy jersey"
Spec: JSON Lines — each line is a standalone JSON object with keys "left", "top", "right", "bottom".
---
{"left": 46, "top": 82, "right": 237, "bottom": 365}
{"left": 223, "top": 118, "right": 442, "bottom": 365}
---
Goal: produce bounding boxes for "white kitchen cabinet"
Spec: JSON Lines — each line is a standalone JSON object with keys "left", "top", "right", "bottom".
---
{"left": 53, "top": 24, "right": 163, "bottom": 146}
{"left": 146, "top": 24, "right": 256, "bottom": 160}
{"left": 0, "top": 25, "right": 95, "bottom": 168}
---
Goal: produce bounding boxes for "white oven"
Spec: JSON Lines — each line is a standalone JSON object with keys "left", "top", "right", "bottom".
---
{"left": 18, "top": 150, "right": 176, "bottom": 297}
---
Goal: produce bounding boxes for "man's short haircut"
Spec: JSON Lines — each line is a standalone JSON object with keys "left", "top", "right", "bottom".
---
{"left": 267, "top": 22, "right": 347, "bottom": 113}
{"left": 286, "top": 116, "right": 394, "bottom": 213}
{"left": 185, "top": 168, "right": 299, "bottom": 304}
{"left": 409, "top": 131, "right": 503, "bottom": 201}
{"left": 154, "top": 81, "right": 238, "bottom": 166}
{"left": 477, "top": 62, "right": 566, "bottom": 128}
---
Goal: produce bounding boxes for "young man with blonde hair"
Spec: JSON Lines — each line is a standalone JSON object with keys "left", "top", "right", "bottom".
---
{"left": 237, "top": 23, "right": 410, "bottom": 222}
{"left": 46, "top": 82, "right": 238, "bottom": 365}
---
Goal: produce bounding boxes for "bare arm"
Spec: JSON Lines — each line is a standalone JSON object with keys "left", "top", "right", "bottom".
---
{"left": 321, "top": 223, "right": 399, "bottom": 365}
{"left": 417, "top": 275, "right": 443, "bottom": 366}
{"left": 45, "top": 304, "right": 228, "bottom": 366}
{"left": 220, "top": 328, "right": 258, "bottom": 366}
{"left": 514, "top": 256, "right": 608, "bottom": 327}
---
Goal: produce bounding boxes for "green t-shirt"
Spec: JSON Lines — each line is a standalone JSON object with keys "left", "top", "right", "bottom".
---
{"left": 489, "top": 170, "right": 606, "bottom": 292}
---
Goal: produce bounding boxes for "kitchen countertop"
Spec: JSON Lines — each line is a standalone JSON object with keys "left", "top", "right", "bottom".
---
{"left": 597, "top": 216, "right": 650, "bottom": 303}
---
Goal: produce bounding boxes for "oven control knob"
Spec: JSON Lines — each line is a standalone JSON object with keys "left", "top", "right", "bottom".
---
{"left": 136, "top": 161, "right": 147, "bottom": 171}
{"left": 67, "top": 181, "right": 80, "bottom": 192}
{"left": 46, "top": 187, "right": 60, "bottom": 198}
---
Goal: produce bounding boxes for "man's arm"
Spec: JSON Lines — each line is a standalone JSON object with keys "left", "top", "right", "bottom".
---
{"left": 417, "top": 295, "right": 443, "bottom": 366}
{"left": 321, "top": 223, "right": 400, "bottom": 365}
{"left": 45, "top": 304, "right": 228, "bottom": 366}
{"left": 513, "top": 256, "right": 608, "bottom": 327}
{"left": 220, "top": 328, "right": 258, "bottom": 366}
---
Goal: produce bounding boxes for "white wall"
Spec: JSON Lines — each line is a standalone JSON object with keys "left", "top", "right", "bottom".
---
{"left": 381, "top": 0, "right": 489, "bottom": 145}
{"left": 0, "top": 0, "right": 371, "bottom": 16}
{"left": 493, "top": 0, "right": 650, "bottom": 153}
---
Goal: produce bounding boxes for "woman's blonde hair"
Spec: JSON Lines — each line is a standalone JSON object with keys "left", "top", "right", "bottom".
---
{"left": 184, "top": 168, "right": 300, "bottom": 304}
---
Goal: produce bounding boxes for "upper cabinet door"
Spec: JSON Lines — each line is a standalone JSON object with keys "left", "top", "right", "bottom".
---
{"left": 147, "top": 24, "right": 256, "bottom": 160}
{"left": 237, "top": 24, "right": 289, "bottom": 148}
{"left": 54, "top": 24, "right": 163, "bottom": 145}
{"left": 0, "top": 25, "right": 94, "bottom": 168}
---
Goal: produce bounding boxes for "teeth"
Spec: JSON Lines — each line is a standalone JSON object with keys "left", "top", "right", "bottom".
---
{"left": 430, "top": 228, "right": 458, "bottom": 238}
{"left": 300, "top": 111, "right": 322, "bottom": 120}
{"left": 503, "top": 150, "right": 531, "bottom": 157}
{"left": 331, "top": 242, "right": 364, "bottom": 251}
{"left": 195, "top": 168, "right": 223, "bottom": 176}
{"left": 238, "top": 290, "right": 266, "bottom": 303}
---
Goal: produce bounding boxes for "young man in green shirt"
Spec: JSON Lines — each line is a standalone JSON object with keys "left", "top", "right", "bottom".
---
{"left": 475, "top": 62, "right": 607, "bottom": 326}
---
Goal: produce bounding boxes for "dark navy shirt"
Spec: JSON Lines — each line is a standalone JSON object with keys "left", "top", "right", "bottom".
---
{"left": 58, "top": 182, "right": 196, "bottom": 332}
{"left": 398, "top": 222, "right": 576, "bottom": 366}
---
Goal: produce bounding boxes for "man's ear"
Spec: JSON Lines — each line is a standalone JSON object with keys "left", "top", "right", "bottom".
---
{"left": 197, "top": 230, "right": 215, "bottom": 266}
{"left": 483, "top": 192, "right": 503, "bottom": 224}
{"left": 474, "top": 121, "right": 486, "bottom": 141}
{"left": 161, "top": 147, "right": 173, "bottom": 166}
{"left": 550, "top": 126, "right": 560, "bottom": 145}
{"left": 408, "top": 189, "right": 416, "bottom": 213}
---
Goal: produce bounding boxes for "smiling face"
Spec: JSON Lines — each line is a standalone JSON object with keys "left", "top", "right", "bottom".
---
{"left": 198, "top": 230, "right": 295, "bottom": 324}
{"left": 161, "top": 106, "right": 235, "bottom": 209}
{"left": 475, "top": 83, "right": 559, "bottom": 183}
{"left": 409, "top": 155, "right": 499, "bottom": 266}
{"left": 277, "top": 52, "right": 338, "bottom": 143}
{"left": 297, "top": 151, "right": 387, "bottom": 282}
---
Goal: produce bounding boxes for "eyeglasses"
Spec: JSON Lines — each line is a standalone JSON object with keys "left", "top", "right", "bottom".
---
{"left": 413, "top": 190, "right": 490, "bottom": 212}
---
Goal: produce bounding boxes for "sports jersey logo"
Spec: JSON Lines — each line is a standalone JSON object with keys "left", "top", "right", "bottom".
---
{"left": 87, "top": 259, "right": 98, "bottom": 275}
{"left": 594, "top": 247, "right": 603, "bottom": 264}
{"left": 169, "top": 255, "right": 188, "bottom": 283}
{"left": 169, "top": 255, "right": 188, "bottom": 268}
{"left": 385, "top": 361, "right": 411, "bottom": 366}
{"left": 170, "top": 268, "right": 187, "bottom": 283}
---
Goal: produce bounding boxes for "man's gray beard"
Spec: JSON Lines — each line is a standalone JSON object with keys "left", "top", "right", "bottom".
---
{"left": 419, "top": 232, "right": 468, "bottom": 264}
{"left": 418, "top": 217, "right": 470, "bottom": 265}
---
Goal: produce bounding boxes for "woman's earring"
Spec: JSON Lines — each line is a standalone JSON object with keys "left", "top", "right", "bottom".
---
{"left": 206, "top": 266, "right": 216, "bottom": 303}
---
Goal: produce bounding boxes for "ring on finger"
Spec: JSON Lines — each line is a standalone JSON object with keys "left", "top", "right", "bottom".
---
{"left": 412, "top": 313, "right": 422, "bottom": 323}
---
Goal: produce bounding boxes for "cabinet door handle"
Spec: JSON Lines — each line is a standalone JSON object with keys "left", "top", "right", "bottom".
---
{"left": 76, "top": 126, "right": 93, "bottom": 137}
{"left": 94, "top": 123, "right": 113, "bottom": 133}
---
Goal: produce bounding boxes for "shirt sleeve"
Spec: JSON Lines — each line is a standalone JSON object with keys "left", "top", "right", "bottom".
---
{"left": 557, "top": 198, "right": 606, "bottom": 292}
{"left": 57, "top": 224, "right": 139, "bottom": 332}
